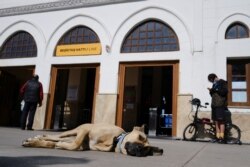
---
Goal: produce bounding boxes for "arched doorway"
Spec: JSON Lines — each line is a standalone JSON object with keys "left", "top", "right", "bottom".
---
{"left": 45, "top": 25, "right": 101, "bottom": 130}
{"left": 117, "top": 19, "right": 179, "bottom": 136}
{"left": 0, "top": 31, "right": 37, "bottom": 127}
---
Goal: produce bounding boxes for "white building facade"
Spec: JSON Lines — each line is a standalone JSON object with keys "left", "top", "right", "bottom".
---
{"left": 0, "top": 0, "right": 250, "bottom": 142}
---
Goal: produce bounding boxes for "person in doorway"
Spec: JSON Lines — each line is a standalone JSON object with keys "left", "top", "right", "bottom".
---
{"left": 207, "top": 73, "right": 228, "bottom": 143}
{"left": 20, "top": 74, "right": 43, "bottom": 130}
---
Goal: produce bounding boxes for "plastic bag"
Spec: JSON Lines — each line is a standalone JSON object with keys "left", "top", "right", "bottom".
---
{"left": 21, "top": 100, "right": 25, "bottom": 111}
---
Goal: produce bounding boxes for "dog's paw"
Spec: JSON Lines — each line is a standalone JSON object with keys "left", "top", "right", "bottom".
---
{"left": 55, "top": 141, "right": 63, "bottom": 149}
{"left": 34, "top": 135, "right": 42, "bottom": 139}
{"left": 22, "top": 139, "right": 29, "bottom": 147}
{"left": 22, "top": 138, "right": 32, "bottom": 147}
{"left": 153, "top": 149, "right": 163, "bottom": 156}
{"left": 34, "top": 134, "right": 47, "bottom": 139}
{"left": 152, "top": 147, "right": 163, "bottom": 156}
{"left": 22, "top": 138, "right": 39, "bottom": 147}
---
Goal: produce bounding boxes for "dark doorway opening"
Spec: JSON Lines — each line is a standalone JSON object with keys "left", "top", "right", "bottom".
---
{"left": 51, "top": 67, "right": 96, "bottom": 130}
{"left": 122, "top": 66, "right": 173, "bottom": 136}
{"left": 0, "top": 67, "right": 34, "bottom": 127}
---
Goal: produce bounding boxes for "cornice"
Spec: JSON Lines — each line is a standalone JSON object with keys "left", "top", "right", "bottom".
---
{"left": 0, "top": 0, "right": 129, "bottom": 17}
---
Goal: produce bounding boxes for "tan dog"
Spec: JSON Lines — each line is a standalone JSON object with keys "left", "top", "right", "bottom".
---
{"left": 22, "top": 123, "right": 163, "bottom": 157}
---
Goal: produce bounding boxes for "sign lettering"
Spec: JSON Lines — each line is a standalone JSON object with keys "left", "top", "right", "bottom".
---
{"left": 56, "top": 43, "right": 101, "bottom": 56}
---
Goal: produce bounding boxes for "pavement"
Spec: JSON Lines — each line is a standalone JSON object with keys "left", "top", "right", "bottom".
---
{"left": 0, "top": 127, "right": 250, "bottom": 167}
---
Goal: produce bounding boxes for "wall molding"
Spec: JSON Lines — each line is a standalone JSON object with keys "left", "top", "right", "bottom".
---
{"left": 0, "top": 0, "right": 130, "bottom": 17}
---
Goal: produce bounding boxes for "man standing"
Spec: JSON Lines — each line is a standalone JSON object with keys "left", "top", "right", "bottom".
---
{"left": 207, "top": 73, "right": 228, "bottom": 143}
{"left": 20, "top": 74, "right": 43, "bottom": 130}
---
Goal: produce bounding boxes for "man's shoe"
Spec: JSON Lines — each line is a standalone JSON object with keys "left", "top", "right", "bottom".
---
{"left": 218, "top": 138, "right": 227, "bottom": 144}
{"left": 210, "top": 138, "right": 218, "bottom": 143}
{"left": 27, "top": 128, "right": 34, "bottom": 131}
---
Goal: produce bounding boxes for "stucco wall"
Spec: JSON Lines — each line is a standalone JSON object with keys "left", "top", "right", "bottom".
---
{"left": 33, "top": 93, "right": 48, "bottom": 129}
{"left": 176, "top": 94, "right": 193, "bottom": 138}
{"left": 94, "top": 94, "right": 117, "bottom": 124}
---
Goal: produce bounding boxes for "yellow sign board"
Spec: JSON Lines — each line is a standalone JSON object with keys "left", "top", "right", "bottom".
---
{"left": 56, "top": 43, "right": 101, "bottom": 56}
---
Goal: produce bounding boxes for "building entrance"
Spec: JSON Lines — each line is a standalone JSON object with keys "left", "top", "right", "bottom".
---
{"left": 0, "top": 67, "right": 34, "bottom": 127}
{"left": 46, "top": 65, "right": 98, "bottom": 130}
{"left": 117, "top": 62, "right": 178, "bottom": 136}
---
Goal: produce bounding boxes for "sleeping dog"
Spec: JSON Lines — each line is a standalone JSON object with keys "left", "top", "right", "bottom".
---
{"left": 22, "top": 123, "right": 163, "bottom": 157}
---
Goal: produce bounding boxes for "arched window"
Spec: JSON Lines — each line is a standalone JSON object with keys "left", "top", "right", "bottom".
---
{"left": 225, "top": 22, "right": 249, "bottom": 39}
{"left": 0, "top": 31, "right": 37, "bottom": 59}
{"left": 55, "top": 26, "right": 101, "bottom": 56}
{"left": 121, "top": 20, "right": 179, "bottom": 53}
{"left": 57, "top": 26, "right": 100, "bottom": 45}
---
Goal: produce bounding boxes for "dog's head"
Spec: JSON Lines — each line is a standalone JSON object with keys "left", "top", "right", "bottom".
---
{"left": 121, "top": 125, "right": 163, "bottom": 157}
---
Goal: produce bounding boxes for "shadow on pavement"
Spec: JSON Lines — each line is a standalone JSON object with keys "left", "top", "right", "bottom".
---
{"left": 0, "top": 156, "right": 90, "bottom": 167}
